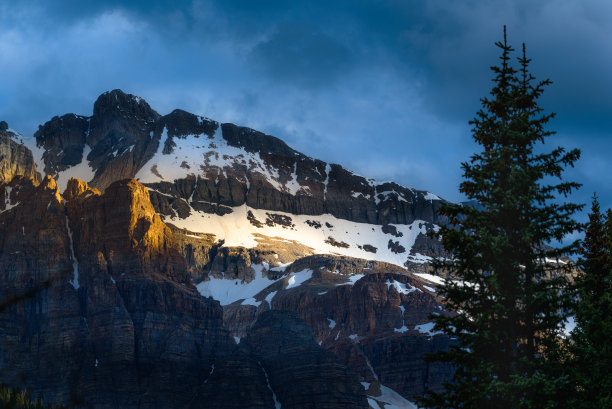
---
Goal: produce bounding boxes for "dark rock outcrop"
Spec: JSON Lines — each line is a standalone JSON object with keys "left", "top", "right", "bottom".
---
{"left": 245, "top": 310, "right": 369, "bottom": 409}
{"left": 35, "top": 90, "right": 161, "bottom": 190}
{"left": 410, "top": 232, "right": 452, "bottom": 259}
{"left": 197, "top": 311, "right": 369, "bottom": 409}
{"left": 190, "top": 344, "right": 275, "bottom": 409}
{"left": 35, "top": 114, "right": 90, "bottom": 176}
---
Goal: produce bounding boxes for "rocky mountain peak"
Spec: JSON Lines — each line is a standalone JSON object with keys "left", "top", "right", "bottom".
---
{"left": 63, "top": 177, "right": 101, "bottom": 201}
{"left": 39, "top": 174, "right": 63, "bottom": 203}
{"left": 41, "top": 172, "right": 57, "bottom": 190}
{"left": 0, "top": 121, "right": 8, "bottom": 131}
{"left": 92, "top": 89, "right": 160, "bottom": 124}
{"left": 33, "top": 90, "right": 165, "bottom": 191}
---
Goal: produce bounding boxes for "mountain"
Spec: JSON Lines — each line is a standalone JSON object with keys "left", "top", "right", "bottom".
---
{"left": 0, "top": 90, "right": 454, "bottom": 408}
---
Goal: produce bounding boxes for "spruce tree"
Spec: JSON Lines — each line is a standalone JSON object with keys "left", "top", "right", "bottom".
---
{"left": 569, "top": 198, "right": 612, "bottom": 408}
{"left": 418, "top": 27, "right": 582, "bottom": 409}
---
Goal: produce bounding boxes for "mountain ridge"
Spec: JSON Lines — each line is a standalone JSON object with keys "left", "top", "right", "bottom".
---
{"left": 0, "top": 90, "right": 455, "bottom": 408}
{"left": 11, "top": 89, "right": 448, "bottom": 270}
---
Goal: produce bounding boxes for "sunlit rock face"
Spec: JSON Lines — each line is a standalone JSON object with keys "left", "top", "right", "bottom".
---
{"left": 0, "top": 173, "right": 232, "bottom": 408}
{"left": 0, "top": 124, "right": 40, "bottom": 185}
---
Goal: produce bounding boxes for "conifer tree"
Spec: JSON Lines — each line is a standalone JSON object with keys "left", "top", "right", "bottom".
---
{"left": 418, "top": 27, "right": 582, "bottom": 409}
{"left": 569, "top": 197, "right": 612, "bottom": 408}
{"left": 0, "top": 383, "right": 65, "bottom": 409}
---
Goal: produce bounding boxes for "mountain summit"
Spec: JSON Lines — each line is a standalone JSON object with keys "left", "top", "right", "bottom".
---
{"left": 27, "top": 89, "right": 448, "bottom": 269}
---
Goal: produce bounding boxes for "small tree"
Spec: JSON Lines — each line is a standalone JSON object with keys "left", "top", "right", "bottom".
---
{"left": 0, "top": 383, "right": 65, "bottom": 409}
{"left": 418, "top": 27, "right": 582, "bottom": 409}
{"left": 569, "top": 197, "right": 612, "bottom": 408}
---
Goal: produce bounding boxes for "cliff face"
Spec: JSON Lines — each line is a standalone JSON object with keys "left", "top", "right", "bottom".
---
{"left": 219, "top": 255, "right": 455, "bottom": 402}
{"left": 0, "top": 124, "right": 40, "bottom": 186}
{"left": 1, "top": 173, "right": 393, "bottom": 409}
{"left": 194, "top": 311, "right": 369, "bottom": 409}
{"left": 0, "top": 174, "right": 232, "bottom": 408}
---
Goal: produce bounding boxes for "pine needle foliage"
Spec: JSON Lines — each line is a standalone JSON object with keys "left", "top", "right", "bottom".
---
{"left": 418, "top": 27, "right": 582, "bottom": 409}
{"left": 0, "top": 383, "right": 65, "bottom": 409}
{"left": 568, "top": 197, "right": 612, "bottom": 408}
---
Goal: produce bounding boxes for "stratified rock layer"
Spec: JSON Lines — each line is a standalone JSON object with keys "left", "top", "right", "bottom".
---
{"left": 220, "top": 255, "right": 455, "bottom": 400}
{"left": 0, "top": 175, "right": 232, "bottom": 409}
{"left": 194, "top": 311, "right": 369, "bottom": 409}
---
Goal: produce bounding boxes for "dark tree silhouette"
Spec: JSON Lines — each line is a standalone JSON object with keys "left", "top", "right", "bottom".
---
{"left": 418, "top": 27, "right": 582, "bottom": 409}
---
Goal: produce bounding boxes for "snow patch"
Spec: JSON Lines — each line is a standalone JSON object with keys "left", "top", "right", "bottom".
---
{"left": 414, "top": 273, "right": 445, "bottom": 286}
{"left": 386, "top": 279, "right": 419, "bottom": 295}
{"left": 265, "top": 291, "right": 277, "bottom": 305}
{"left": 414, "top": 322, "right": 442, "bottom": 337}
{"left": 335, "top": 273, "right": 365, "bottom": 286}
{"left": 368, "top": 398, "right": 382, "bottom": 409}
{"left": 196, "top": 264, "right": 277, "bottom": 306}
{"left": 241, "top": 297, "right": 260, "bottom": 307}
{"left": 369, "top": 384, "right": 418, "bottom": 409}
{"left": 65, "top": 217, "right": 80, "bottom": 290}
{"left": 21, "top": 136, "right": 45, "bottom": 174}
{"left": 56, "top": 145, "right": 96, "bottom": 192}
{"left": 323, "top": 163, "right": 331, "bottom": 200}
{"left": 166, "top": 202, "right": 431, "bottom": 268}
{"left": 376, "top": 190, "right": 409, "bottom": 205}
{"left": 423, "top": 192, "right": 441, "bottom": 201}
{"left": 406, "top": 253, "right": 433, "bottom": 263}
{"left": 260, "top": 362, "right": 282, "bottom": 409}
{"left": 197, "top": 265, "right": 314, "bottom": 306}
{"left": 204, "top": 364, "right": 215, "bottom": 383}
{"left": 136, "top": 124, "right": 306, "bottom": 196}
{"left": 285, "top": 269, "right": 314, "bottom": 289}
{"left": 1, "top": 186, "right": 20, "bottom": 213}
{"left": 327, "top": 318, "right": 336, "bottom": 329}
{"left": 394, "top": 305, "right": 408, "bottom": 333}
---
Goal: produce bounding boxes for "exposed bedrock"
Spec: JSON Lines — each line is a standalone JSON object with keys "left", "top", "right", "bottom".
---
{"left": 0, "top": 175, "right": 233, "bottom": 408}
{"left": 194, "top": 311, "right": 369, "bottom": 409}
{"left": 219, "top": 255, "right": 455, "bottom": 401}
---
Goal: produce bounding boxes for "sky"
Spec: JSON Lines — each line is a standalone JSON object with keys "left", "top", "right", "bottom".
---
{"left": 0, "top": 0, "right": 611, "bottom": 227}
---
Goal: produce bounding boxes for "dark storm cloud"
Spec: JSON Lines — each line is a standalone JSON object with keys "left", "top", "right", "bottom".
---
{"left": 248, "top": 22, "right": 354, "bottom": 88}
{"left": 0, "top": 0, "right": 610, "bottom": 217}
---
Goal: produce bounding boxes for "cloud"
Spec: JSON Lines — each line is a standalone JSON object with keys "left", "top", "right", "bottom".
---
{"left": 248, "top": 22, "right": 355, "bottom": 88}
